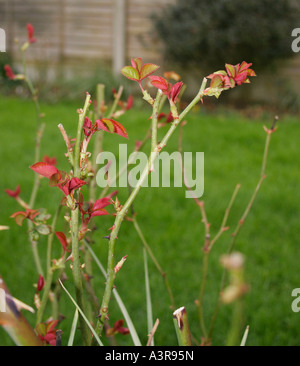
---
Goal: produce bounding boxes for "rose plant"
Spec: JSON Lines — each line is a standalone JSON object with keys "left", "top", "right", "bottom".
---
{"left": 0, "top": 24, "right": 277, "bottom": 347}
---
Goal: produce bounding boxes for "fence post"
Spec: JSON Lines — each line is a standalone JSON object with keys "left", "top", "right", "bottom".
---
{"left": 113, "top": 0, "right": 126, "bottom": 78}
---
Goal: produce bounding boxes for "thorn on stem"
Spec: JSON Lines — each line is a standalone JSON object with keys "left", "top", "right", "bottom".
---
{"left": 271, "top": 115, "right": 279, "bottom": 130}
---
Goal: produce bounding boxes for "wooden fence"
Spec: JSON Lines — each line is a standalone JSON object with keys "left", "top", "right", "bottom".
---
{"left": 0, "top": 0, "right": 175, "bottom": 76}
{"left": 1, "top": 0, "right": 300, "bottom": 101}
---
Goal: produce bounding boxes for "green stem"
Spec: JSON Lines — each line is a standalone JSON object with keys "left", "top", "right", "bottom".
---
{"left": 151, "top": 90, "right": 162, "bottom": 152}
{"left": 209, "top": 183, "right": 241, "bottom": 250}
{"left": 95, "top": 79, "right": 207, "bottom": 337}
{"left": 73, "top": 94, "right": 91, "bottom": 177}
{"left": 27, "top": 123, "right": 45, "bottom": 277}
{"left": 197, "top": 184, "right": 240, "bottom": 343}
{"left": 173, "top": 306, "right": 193, "bottom": 346}
{"left": 208, "top": 125, "right": 275, "bottom": 342}
{"left": 36, "top": 268, "right": 53, "bottom": 326}
{"left": 99, "top": 125, "right": 151, "bottom": 199}
{"left": 20, "top": 47, "right": 45, "bottom": 276}
{"left": 70, "top": 207, "right": 91, "bottom": 346}
{"left": 226, "top": 299, "right": 244, "bottom": 346}
{"left": 29, "top": 237, "right": 44, "bottom": 277}
{"left": 197, "top": 251, "right": 209, "bottom": 339}
{"left": 107, "top": 86, "right": 123, "bottom": 118}
{"left": 90, "top": 84, "right": 105, "bottom": 200}
{"left": 36, "top": 206, "right": 62, "bottom": 325}
{"left": 144, "top": 248, "right": 154, "bottom": 346}
{"left": 70, "top": 94, "right": 91, "bottom": 346}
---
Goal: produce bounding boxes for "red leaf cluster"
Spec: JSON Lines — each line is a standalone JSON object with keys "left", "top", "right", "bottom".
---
{"left": 27, "top": 23, "right": 37, "bottom": 44}
{"left": 149, "top": 76, "right": 183, "bottom": 103}
{"left": 30, "top": 162, "right": 86, "bottom": 196}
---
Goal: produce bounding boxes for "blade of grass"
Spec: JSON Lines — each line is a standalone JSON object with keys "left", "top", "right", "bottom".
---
{"left": 240, "top": 325, "right": 250, "bottom": 346}
{"left": 67, "top": 309, "right": 79, "bottom": 346}
{"left": 85, "top": 242, "right": 142, "bottom": 346}
{"left": 58, "top": 279, "right": 103, "bottom": 346}
{"left": 144, "top": 248, "right": 154, "bottom": 346}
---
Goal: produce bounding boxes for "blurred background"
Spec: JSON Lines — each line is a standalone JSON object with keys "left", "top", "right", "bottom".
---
{"left": 1, "top": 0, "right": 300, "bottom": 111}
{"left": 1, "top": 0, "right": 300, "bottom": 346}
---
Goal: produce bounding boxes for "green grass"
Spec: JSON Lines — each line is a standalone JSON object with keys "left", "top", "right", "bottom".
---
{"left": 0, "top": 95, "right": 300, "bottom": 346}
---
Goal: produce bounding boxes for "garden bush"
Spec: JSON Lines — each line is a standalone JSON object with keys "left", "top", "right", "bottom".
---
{"left": 0, "top": 23, "right": 283, "bottom": 348}
{"left": 152, "top": 0, "right": 300, "bottom": 72}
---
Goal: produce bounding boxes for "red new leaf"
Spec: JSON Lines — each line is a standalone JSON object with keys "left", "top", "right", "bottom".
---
{"left": 90, "top": 197, "right": 111, "bottom": 217}
{"left": 42, "top": 155, "right": 57, "bottom": 166}
{"left": 27, "top": 23, "right": 37, "bottom": 44}
{"left": 5, "top": 185, "right": 20, "bottom": 198}
{"left": 55, "top": 231, "right": 69, "bottom": 252}
{"left": 95, "top": 118, "right": 128, "bottom": 139}
{"left": 4, "top": 65, "right": 16, "bottom": 80}
{"left": 37, "top": 275, "right": 45, "bottom": 292}
{"left": 30, "top": 162, "right": 59, "bottom": 179}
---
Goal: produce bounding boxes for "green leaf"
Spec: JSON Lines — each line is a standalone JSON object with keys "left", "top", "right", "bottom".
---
{"left": 132, "top": 57, "right": 142, "bottom": 73}
{"left": 205, "top": 87, "right": 223, "bottom": 98}
{"left": 225, "top": 63, "right": 236, "bottom": 78}
{"left": 213, "top": 70, "right": 227, "bottom": 76}
{"left": 140, "top": 63, "right": 159, "bottom": 80}
{"left": 210, "top": 75, "right": 223, "bottom": 89}
{"left": 36, "top": 224, "right": 51, "bottom": 235}
{"left": 36, "top": 322, "right": 46, "bottom": 337}
{"left": 13, "top": 213, "right": 26, "bottom": 226}
{"left": 121, "top": 66, "right": 140, "bottom": 81}
{"left": 98, "top": 118, "right": 128, "bottom": 139}
{"left": 67, "top": 309, "right": 79, "bottom": 346}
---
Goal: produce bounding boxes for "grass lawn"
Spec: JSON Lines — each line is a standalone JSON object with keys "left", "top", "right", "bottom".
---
{"left": 0, "top": 95, "right": 300, "bottom": 346}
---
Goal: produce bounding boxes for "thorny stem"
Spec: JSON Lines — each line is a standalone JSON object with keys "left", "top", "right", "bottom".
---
{"left": 178, "top": 111, "right": 241, "bottom": 342}
{"left": 89, "top": 84, "right": 106, "bottom": 201}
{"left": 209, "top": 184, "right": 241, "bottom": 251}
{"left": 20, "top": 47, "right": 46, "bottom": 277}
{"left": 70, "top": 94, "right": 91, "bottom": 346}
{"left": 29, "top": 237, "right": 44, "bottom": 277}
{"left": 197, "top": 250, "right": 209, "bottom": 339}
{"left": 99, "top": 125, "right": 151, "bottom": 199}
{"left": 108, "top": 86, "right": 124, "bottom": 118}
{"left": 95, "top": 79, "right": 207, "bottom": 338}
{"left": 151, "top": 90, "right": 163, "bottom": 152}
{"left": 36, "top": 205, "right": 62, "bottom": 326}
{"left": 197, "top": 184, "right": 240, "bottom": 340}
{"left": 207, "top": 117, "right": 278, "bottom": 342}
{"left": 47, "top": 206, "right": 62, "bottom": 272}
{"left": 58, "top": 123, "right": 73, "bottom": 166}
